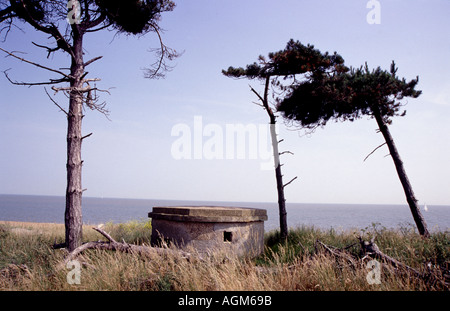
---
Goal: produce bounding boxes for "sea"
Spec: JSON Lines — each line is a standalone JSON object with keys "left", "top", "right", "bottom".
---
{"left": 0, "top": 194, "right": 449, "bottom": 233}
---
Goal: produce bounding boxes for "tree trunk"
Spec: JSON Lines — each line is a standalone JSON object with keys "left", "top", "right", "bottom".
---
{"left": 263, "top": 77, "right": 288, "bottom": 241}
{"left": 65, "top": 31, "right": 85, "bottom": 252}
{"left": 272, "top": 136, "right": 288, "bottom": 241}
{"left": 373, "top": 108, "right": 430, "bottom": 237}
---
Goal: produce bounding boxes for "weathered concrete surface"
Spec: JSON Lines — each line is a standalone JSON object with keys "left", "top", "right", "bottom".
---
{"left": 148, "top": 206, "right": 267, "bottom": 257}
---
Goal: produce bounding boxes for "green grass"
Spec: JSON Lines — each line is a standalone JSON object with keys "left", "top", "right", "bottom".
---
{"left": 103, "top": 218, "right": 152, "bottom": 245}
{"left": 0, "top": 220, "right": 448, "bottom": 291}
{"left": 262, "top": 223, "right": 449, "bottom": 267}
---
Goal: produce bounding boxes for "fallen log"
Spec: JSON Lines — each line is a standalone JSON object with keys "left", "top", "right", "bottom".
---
{"left": 313, "top": 237, "right": 447, "bottom": 289}
{"left": 358, "top": 236, "right": 422, "bottom": 277}
{"left": 63, "top": 227, "right": 198, "bottom": 265}
{"left": 314, "top": 239, "right": 357, "bottom": 267}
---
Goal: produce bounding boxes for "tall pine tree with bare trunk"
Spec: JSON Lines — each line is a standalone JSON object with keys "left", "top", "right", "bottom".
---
{"left": 0, "top": 0, "right": 179, "bottom": 251}
{"left": 223, "top": 39, "right": 347, "bottom": 240}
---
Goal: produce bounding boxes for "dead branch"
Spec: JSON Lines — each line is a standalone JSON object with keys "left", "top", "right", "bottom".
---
{"left": 282, "top": 176, "right": 298, "bottom": 189}
{"left": 81, "top": 133, "right": 93, "bottom": 140}
{"left": 143, "top": 23, "right": 181, "bottom": 79}
{"left": 358, "top": 237, "right": 421, "bottom": 276}
{"left": 11, "top": 0, "right": 74, "bottom": 58}
{"left": 51, "top": 85, "right": 91, "bottom": 93}
{"left": 279, "top": 151, "right": 294, "bottom": 156}
{"left": 252, "top": 101, "right": 264, "bottom": 108}
{"left": 31, "top": 41, "right": 60, "bottom": 59}
{"left": 82, "top": 78, "right": 101, "bottom": 83}
{"left": 44, "top": 87, "right": 69, "bottom": 116}
{"left": 63, "top": 227, "right": 199, "bottom": 266}
{"left": 51, "top": 84, "right": 110, "bottom": 95}
{"left": 360, "top": 237, "right": 449, "bottom": 288}
{"left": 315, "top": 239, "right": 357, "bottom": 267}
{"left": 92, "top": 227, "right": 116, "bottom": 243}
{"left": 363, "top": 142, "right": 387, "bottom": 162}
{"left": 84, "top": 56, "right": 103, "bottom": 67}
{"left": 249, "top": 85, "right": 265, "bottom": 104}
{"left": 0, "top": 47, "right": 72, "bottom": 79}
{"left": 3, "top": 69, "right": 68, "bottom": 86}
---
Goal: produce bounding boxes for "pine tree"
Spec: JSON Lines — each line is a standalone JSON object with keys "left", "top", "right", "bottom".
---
{"left": 223, "top": 39, "right": 346, "bottom": 240}
{"left": 278, "top": 61, "right": 430, "bottom": 237}
{"left": 0, "top": 0, "right": 178, "bottom": 250}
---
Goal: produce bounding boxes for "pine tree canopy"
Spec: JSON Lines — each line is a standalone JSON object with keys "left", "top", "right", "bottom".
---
{"left": 95, "top": 0, "right": 175, "bottom": 34}
{"left": 277, "top": 61, "right": 422, "bottom": 129}
{"left": 222, "top": 39, "right": 348, "bottom": 80}
{"left": 1, "top": 0, "right": 175, "bottom": 36}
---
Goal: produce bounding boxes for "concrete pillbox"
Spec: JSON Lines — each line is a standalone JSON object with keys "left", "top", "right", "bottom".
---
{"left": 148, "top": 206, "right": 268, "bottom": 257}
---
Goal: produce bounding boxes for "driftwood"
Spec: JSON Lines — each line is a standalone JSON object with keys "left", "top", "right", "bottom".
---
{"left": 310, "top": 237, "right": 447, "bottom": 289}
{"left": 315, "top": 237, "right": 423, "bottom": 277}
{"left": 314, "top": 237, "right": 421, "bottom": 276}
{"left": 314, "top": 239, "right": 358, "bottom": 267}
{"left": 62, "top": 227, "right": 198, "bottom": 265}
{"left": 357, "top": 236, "right": 421, "bottom": 276}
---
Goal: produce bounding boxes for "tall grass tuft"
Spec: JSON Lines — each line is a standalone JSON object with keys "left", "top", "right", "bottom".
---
{"left": 0, "top": 221, "right": 448, "bottom": 291}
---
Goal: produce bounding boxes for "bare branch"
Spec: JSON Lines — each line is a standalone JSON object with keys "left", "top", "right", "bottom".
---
{"left": 44, "top": 87, "right": 68, "bottom": 116}
{"left": 249, "top": 85, "right": 265, "bottom": 104}
{"left": 50, "top": 84, "right": 111, "bottom": 118}
{"left": 31, "top": 41, "right": 59, "bottom": 59}
{"left": 92, "top": 227, "right": 116, "bottom": 243}
{"left": 363, "top": 142, "right": 387, "bottom": 162}
{"left": 3, "top": 69, "right": 68, "bottom": 86}
{"left": 84, "top": 56, "right": 103, "bottom": 67}
{"left": 283, "top": 176, "right": 298, "bottom": 189}
{"left": 0, "top": 13, "right": 15, "bottom": 41}
{"left": 279, "top": 151, "right": 294, "bottom": 156}
{"left": 358, "top": 237, "right": 422, "bottom": 276}
{"left": 81, "top": 133, "right": 93, "bottom": 140}
{"left": 315, "top": 240, "right": 357, "bottom": 267}
{"left": 143, "top": 23, "right": 181, "bottom": 79}
{"left": 82, "top": 78, "right": 101, "bottom": 83}
{"left": 51, "top": 85, "right": 104, "bottom": 94}
{"left": 3, "top": 1, "right": 73, "bottom": 58}
{"left": 61, "top": 227, "right": 200, "bottom": 266}
{"left": 82, "top": 12, "right": 107, "bottom": 33}
{"left": 252, "top": 100, "right": 264, "bottom": 108}
{"left": 51, "top": 86, "right": 75, "bottom": 93}
{"left": 0, "top": 47, "right": 72, "bottom": 79}
{"left": 85, "top": 23, "right": 110, "bottom": 33}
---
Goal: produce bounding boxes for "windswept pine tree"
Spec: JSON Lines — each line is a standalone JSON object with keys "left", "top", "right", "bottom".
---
{"left": 0, "top": 0, "right": 179, "bottom": 250}
{"left": 223, "top": 39, "right": 347, "bottom": 240}
{"left": 278, "top": 62, "right": 430, "bottom": 237}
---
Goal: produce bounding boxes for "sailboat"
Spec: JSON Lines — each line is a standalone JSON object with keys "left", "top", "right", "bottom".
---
{"left": 424, "top": 203, "right": 428, "bottom": 212}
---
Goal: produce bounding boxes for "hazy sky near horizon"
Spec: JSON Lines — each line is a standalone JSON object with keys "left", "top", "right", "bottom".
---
{"left": 0, "top": 0, "right": 449, "bottom": 205}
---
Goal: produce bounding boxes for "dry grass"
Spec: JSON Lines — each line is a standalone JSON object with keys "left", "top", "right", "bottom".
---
{"left": 0, "top": 220, "right": 448, "bottom": 291}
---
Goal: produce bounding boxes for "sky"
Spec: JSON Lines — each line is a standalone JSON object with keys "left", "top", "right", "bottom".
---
{"left": 0, "top": 0, "right": 449, "bottom": 205}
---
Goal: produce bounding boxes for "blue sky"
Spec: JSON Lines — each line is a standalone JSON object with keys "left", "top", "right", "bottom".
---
{"left": 0, "top": 0, "right": 449, "bottom": 205}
